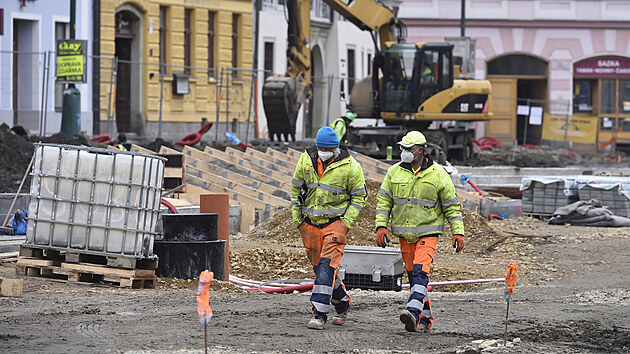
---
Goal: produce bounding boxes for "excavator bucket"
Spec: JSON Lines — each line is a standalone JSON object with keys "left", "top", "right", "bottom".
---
{"left": 262, "top": 76, "right": 301, "bottom": 142}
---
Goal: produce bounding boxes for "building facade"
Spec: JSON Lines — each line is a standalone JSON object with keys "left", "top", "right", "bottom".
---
{"left": 399, "top": 0, "right": 630, "bottom": 151}
{"left": 0, "top": 0, "right": 94, "bottom": 135}
{"left": 94, "top": 0, "right": 253, "bottom": 141}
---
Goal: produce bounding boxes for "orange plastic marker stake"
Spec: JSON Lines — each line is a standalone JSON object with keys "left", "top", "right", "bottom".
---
{"left": 504, "top": 262, "right": 518, "bottom": 346}
{"left": 197, "top": 270, "right": 214, "bottom": 354}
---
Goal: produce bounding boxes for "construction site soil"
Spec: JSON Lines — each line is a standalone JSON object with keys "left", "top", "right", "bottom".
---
{"left": 1, "top": 130, "right": 629, "bottom": 352}
{"left": 1, "top": 215, "right": 629, "bottom": 353}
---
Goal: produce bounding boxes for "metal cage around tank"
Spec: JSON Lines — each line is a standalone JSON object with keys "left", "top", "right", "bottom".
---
{"left": 25, "top": 144, "right": 166, "bottom": 259}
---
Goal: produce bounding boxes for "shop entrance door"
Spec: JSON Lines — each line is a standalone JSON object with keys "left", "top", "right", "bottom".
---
{"left": 487, "top": 54, "right": 548, "bottom": 144}
{"left": 486, "top": 77, "right": 517, "bottom": 143}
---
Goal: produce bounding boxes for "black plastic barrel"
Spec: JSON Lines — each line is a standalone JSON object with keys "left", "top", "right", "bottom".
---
{"left": 154, "top": 240, "right": 225, "bottom": 280}
{"left": 162, "top": 213, "right": 218, "bottom": 241}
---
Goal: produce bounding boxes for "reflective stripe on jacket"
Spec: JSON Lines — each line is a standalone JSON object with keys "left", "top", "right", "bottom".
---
{"left": 291, "top": 145, "right": 367, "bottom": 228}
{"left": 331, "top": 118, "right": 347, "bottom": 143}
{"left": 375, "top": 157, "right": 464, "bottom": 243}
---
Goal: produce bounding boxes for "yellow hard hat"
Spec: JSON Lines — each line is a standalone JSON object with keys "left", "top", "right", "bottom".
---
{"left": 397, "top": 131, "right": 427, "bottom": 148}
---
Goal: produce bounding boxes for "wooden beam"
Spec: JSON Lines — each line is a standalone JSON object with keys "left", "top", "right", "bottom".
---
{"left": 225, "top": 147, "right": 295, "bottom": 176}
{"left": 185, "top": 165, "right": 290, "bottom": 207}
{"left": 186, "top": 175, "right": 283, "bottom": 212}
{"left": 266, "top": 147, "right": 300, "bottom": 164}
{"left": 286, "top": 148, "right": 304, "bottom": 161}
{"left": 203, "top": 147, "right": 292, "bottom": 184}
{"left": 158, "top": 146, "right": 182, "bottom": 155}
{"left": 183, "top": 146, "right": 290, "bottom": 189}
{"left": 129, "top": 144, "right": 157, "bottom": 155}
{"left": 245, "top": 147, "right": 296, "bottom": 170}
{"left": 185, "top": 154, "right": 290, "bottom": 199}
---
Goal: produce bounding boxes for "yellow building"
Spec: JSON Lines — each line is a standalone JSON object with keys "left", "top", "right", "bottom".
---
{"left": 96, "top": 0, "right": 253, "bottom": 140}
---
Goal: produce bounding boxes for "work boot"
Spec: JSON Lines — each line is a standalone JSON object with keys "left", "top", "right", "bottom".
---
{"left": 331, "top": 309, "right": 348, "bottom": 325}
{"left": 399, "top": 310, "right": 418, "bottom": 332}
{"left": 307, "top": 313, "right": 327, "bottom": 330}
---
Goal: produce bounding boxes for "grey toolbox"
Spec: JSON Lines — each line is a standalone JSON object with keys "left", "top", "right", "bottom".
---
{"left": 338, "top": 245, "right": 404, "bottom": 291}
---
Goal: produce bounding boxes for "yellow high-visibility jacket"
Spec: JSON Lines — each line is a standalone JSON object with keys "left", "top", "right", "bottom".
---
{"left": 291, "top": 145, "right": 367, "bottom": 228}
{"left": 331, "top": 117, "right": 348, "bottom": 143}
{"left": 375, "top": 157, "right": 464, "bottom": 243}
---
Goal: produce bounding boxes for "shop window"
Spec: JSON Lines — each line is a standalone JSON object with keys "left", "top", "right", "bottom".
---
{"left": 600, "top": 116, "right": 615, "bottom": 131}
{"left": 487, "top": 54, "right": 546, "bottom": 76}
{"left": 347, "top": 48, "right": 355, "bottom": 94}
{"left": 601, "top": 79, "right": 616, "bottom": 114}
{"left": 231, "top": 14, "right": 239, "bottom": 78}
{"left": 618, "top": 80, "right": 630, "bottom": 114}
{"left": 208, "top": 11, "right": 216, "bottom": 77}
{"left": 184, "top": 9, "right": 192, "bottom": 75}
{"left": 159, "top": 7, "right": 168, "bottom": 72}
{"left": 573, "top": 80, "right": 592, "bottom": 113}
{"left": 264, "top": 42, "right": 274, "bottom": 80}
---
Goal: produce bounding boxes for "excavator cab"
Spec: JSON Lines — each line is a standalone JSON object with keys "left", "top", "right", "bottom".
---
{"left": 380, "top": 43, "right": 454, "bottom": 118}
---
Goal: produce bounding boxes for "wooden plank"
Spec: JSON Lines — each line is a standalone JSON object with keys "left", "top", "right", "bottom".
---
{"left": 363, "top": 171, "right": 384, "bottom": 183}
{"left": 286, "top": 148, "right": 304, "bottom": 161}
{"left": 185, "top": 165, "right": 290, "bottom": 207}
{"left": 245, "top": 147, "right": 296, "bottom": 170}
{"left": 184, "top": 147, "right": 290, "bottom": 190}
{"left": 225, "top": 147, "right": 294, "bottom": 176}
{"left": 164, "top": 167, "right": 183, "bottom": 178}
{"left": 266, "top": 147, "right": 300, "bottom": 164}
{"left": 17, "top": 258, "right": 57, "bottom": 267}
{"left": 0, "top": 279, "right": 23, "bottom": 297}
{"left": 185, "top": 155, "right": 290, "bottom": 200}
{"left": 203, "top": 147, "right": 292, "bottom": 184}
{"left": 159, "top": 146, "right": 182, "bottom": 155}
{"left": 186, "top": 175, "right": 277, "bottom": 211}
{"left": 129, "top": 144, "right": 157, "bottom": 155}
{"left": 351, "top": 151, "right": 392, "bottom": 170}
{"left": 61, "top": 262, "right": 155, "bottom": 277}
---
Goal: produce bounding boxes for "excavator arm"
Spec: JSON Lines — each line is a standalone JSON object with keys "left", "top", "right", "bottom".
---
{"left": 262, "top": 0, "right": 401, "bottom": 141}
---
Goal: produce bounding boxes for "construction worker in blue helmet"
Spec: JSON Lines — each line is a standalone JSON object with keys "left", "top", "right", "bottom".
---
{"left": 331, "top": 112, "right": 355, "bottom": 144}
{"left": 374, "top": 130, "right": 465, "bottom": 333}
{"left": 291, "top": 126, "right": 367, "bottom": 330}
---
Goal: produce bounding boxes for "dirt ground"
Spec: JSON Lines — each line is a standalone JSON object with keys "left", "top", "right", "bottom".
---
{"left": 1, "top": 214, "right": 629, "bottom": 353}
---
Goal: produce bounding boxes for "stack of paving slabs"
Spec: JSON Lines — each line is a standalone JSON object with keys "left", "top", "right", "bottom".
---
{"left": 575, "top": 176, "right": 630, "bottom": 218}
{"left": 520, "top": 177, "right": 578, "bottom": 217}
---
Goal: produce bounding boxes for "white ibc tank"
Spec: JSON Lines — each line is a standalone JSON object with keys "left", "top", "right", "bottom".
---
{"left": 26, "top": 144, "right": 165, "bottom": 258}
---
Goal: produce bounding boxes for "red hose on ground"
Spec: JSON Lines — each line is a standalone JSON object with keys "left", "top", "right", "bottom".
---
{"left": 243, "top": 283, "right": 314, "bottom": 294}
{"left": 161, "top": 198, "right": 178, "bottom": 214}
{"left": 175, "top": 122, "right": 215, "bottom": 146}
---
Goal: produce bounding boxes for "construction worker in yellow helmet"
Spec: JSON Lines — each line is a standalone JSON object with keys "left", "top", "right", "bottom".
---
{"left": 291, "top": 126, "right": 367, "bottom": 330}
{"left": 374, "top": 130, "right": 465, "bottom": 332}
{"left": 331, "top": 112, "right": 355, "bottom": 144}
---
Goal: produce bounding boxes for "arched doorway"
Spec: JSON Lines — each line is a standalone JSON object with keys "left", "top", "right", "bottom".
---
{"left": 486, "top": 54, "right": 548, "bottom": 144}
{"left": 310, "top": 45, "right": 325, "bottom": 138}
{"left": 115, "top": 4, "right": 143, "bottom": 134}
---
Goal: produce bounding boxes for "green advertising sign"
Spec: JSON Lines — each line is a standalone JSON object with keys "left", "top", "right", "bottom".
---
{"left": 56, "top": 39, "right": 87, "bottom": 83}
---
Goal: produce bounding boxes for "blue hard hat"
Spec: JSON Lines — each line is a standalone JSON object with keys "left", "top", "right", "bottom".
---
{"left": 316, "top": 126, "right": 340, "bottom": 148}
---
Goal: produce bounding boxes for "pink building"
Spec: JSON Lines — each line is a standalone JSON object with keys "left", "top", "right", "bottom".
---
{"left": 399, "top": 0, "right": 630, "bottom": 151}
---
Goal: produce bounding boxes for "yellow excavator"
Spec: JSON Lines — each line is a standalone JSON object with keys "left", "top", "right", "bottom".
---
{"left": 262, "top": 0, "right": 492, "bottom": 162}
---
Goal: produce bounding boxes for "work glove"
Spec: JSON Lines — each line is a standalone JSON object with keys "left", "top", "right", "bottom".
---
{"left": 375, "top": 227, "right": 390, "bottom": 248}
{"left": 452, "top": 234, "right": 465, "bottom": 253}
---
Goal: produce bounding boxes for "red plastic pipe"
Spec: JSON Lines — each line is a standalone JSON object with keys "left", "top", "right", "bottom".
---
{"left": 161, "top": 198, "right": 178, "bottom": 214}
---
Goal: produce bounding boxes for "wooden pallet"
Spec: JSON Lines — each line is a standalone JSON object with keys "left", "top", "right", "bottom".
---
{"left": 16, "top": 257, "right": 156, "bottom": 289}
{"left": 19, "top": 244, "right": 158, "bottom": 270}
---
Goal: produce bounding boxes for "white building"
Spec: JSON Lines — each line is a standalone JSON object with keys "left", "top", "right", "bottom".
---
{"left": 0, "top": 1, "right": 94, "bottom": 136}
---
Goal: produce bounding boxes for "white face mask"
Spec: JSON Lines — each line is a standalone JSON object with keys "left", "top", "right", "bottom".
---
{"left": 400, "top": 150, "right": 415, "bottom": 163}
{"left": 333, "top": 147, "right": 341, "bottom": 158}
{"left": 318, "top": 150, "right": 334, "bottom": 161}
